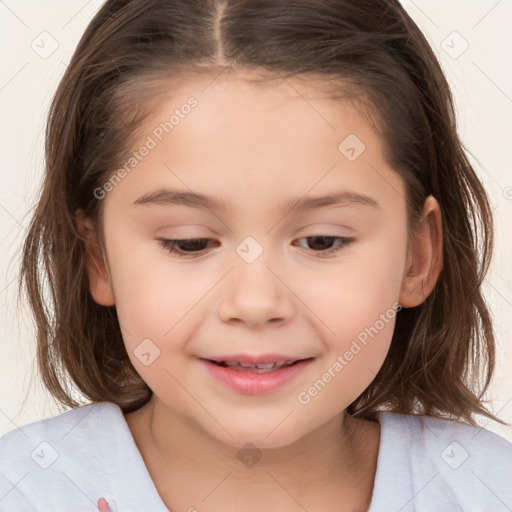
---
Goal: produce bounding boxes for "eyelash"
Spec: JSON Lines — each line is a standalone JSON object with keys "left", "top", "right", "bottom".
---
{"left": 157, "top": 236, "right": 355, "bottom": 258}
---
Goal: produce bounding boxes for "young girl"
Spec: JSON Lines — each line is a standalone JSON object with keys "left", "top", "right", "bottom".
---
{"left": 1, "top": 0, "right": 511, "bottom": 511}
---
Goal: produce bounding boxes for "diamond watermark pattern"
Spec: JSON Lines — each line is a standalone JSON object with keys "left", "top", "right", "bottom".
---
{"left": 338, "top": 134, "right": 366, "bottom": 161}
{"left": 31, "top": 31, "right": 59, "bottom": 59}
{"left": 236, "top": 236, "right": 263, "bottom": 264}
{"left": 441, "top": 441, "right": 469, "bottom": 469}
{"left": 31, "top": 441, "right": 59, "bottom": 469}
{"left": 134, "top": 338, "right": 161, "bottom": 366}
{"left": 441, "top": 31, "right": 469, "bottom": 59}
{"left": 236, "top": 442, "right": 262, "bottom": 468}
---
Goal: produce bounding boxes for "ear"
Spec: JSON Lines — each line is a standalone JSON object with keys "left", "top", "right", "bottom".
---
{"left": 399, "top": 195, "right": 443, "bottom": 308}
{"left": 75, "top": 209, "right": 116, "bottom": 306}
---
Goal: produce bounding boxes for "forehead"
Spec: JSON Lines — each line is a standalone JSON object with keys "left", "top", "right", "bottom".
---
{"left": 140, "top": 71, "right": 377, "bottom": 154}
{"left": 105, "top": 72, "right": 405, "bottom": 215}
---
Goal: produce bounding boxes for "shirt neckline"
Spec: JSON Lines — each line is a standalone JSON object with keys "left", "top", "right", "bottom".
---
{"left": 366, "top": 411, "right": 391, "bottom": 511}
{"left": 97, "top": 402, "right": 390, "bottom": 512}
{"left": 94, "top": 402, "right": 171, "bottom": 511}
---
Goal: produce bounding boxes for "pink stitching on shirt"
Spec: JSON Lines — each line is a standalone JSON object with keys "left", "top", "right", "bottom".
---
{"left": 97, "top": 497, "right": 111, "bottom": 512}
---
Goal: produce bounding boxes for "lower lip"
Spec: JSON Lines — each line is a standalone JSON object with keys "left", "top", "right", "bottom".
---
{"left": 200, "top": 358, "right": 313, "bottom": 395}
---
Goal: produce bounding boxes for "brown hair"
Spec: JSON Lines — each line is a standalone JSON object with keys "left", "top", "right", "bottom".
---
{"left": 18, "top": 0, "right": 507, "bottom": 426}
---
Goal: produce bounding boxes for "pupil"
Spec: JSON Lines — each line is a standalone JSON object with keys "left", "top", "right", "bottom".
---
{"left": 308, "top": 236, "right": 333, "bottom": 251}
{"left": 180, "top": 238, "right": 207, "bottom": 251}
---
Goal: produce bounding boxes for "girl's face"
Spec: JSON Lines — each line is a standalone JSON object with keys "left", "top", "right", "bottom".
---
{"left": 86, "top": 73, "right": 432, "bottom": 448}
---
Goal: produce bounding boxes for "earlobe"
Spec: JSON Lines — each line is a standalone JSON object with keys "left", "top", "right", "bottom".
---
{"left": 399, "top": 196, "right": 443, "bottom": 308}
{"left": 75, "top": 209, "right": 116, "bottom": 306}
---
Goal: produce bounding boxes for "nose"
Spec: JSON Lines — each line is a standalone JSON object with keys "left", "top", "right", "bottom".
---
{"left": 217, "top": 252, "right": 295, "bottom": 329}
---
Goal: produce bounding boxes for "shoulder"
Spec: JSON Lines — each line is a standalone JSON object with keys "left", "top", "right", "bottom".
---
{"left": 373, "top": 411, "right": 512, "bottom": 512}
{"left": 0, "top": 401, "right": 119, "bottom": 458}
{"left": 0, "top": 402, "right": 122, "bottom": 509}
{"left": 391, "top": 411, "right": 512, "bottom": 466}
{"left": 0, "top": 401, "right": 123, "bottom": 467}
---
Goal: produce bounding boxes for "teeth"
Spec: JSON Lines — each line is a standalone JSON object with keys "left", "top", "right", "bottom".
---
{"left": 218, "top": 360, "right": 295, "bottom": 372}
{"left": 241, "top": 362, "right": 276, "bottom": 369}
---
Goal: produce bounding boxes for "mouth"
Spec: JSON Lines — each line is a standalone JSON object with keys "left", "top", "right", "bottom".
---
{"left": 205, "top": 359, "right": 306, "bottom": 373}
{"left": 199, "top": 356, "right": 314, "bottom": 394}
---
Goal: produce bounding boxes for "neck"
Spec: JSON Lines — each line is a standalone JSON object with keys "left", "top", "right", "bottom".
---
{"left": 126, "top": 396, "right": 379, "bottom": 512}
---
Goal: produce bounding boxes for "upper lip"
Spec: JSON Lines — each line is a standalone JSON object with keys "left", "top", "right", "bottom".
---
{"left": 203, "top": 354, "right": 311, "bottom": 364}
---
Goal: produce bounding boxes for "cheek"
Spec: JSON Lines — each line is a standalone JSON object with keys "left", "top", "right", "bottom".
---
{"left": 296, "top": 262, "right": 400, "bottom": 416}
{"left": 306, "top": 247, "right": 404, "bottom": 337}
{"left": 299, "top": 234, "right": 406, "bottom": 393}
{"left": 105, "top": 231, "right": 213, "bottom": 348}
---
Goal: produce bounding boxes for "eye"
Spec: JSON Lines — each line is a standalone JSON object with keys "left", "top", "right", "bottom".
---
{"left": 157, "top": 238, "right": 219, "bottom": 257}
{"left": 293, "top": 236, "right": 354, "bottom": 256}
{"left": 157, "top": 235, "right": 354, "bottom": 259}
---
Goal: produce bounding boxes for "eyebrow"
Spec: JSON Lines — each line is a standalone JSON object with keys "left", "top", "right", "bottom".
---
{"left": 132, "top": 188, "right": 379, "bottom": 212}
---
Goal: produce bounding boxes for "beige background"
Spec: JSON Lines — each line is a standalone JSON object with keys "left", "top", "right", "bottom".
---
{"left": 1, "top": 0, "right": 511, "bottom": 442}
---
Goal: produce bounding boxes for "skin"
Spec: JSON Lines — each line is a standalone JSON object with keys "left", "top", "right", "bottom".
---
{"left": 78, "top": 72, "right": 443, "bottom": 512}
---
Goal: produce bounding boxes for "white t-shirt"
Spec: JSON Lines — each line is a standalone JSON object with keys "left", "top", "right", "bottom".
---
{"left": 0, "top": 402, "right": 511, "bottom": 511}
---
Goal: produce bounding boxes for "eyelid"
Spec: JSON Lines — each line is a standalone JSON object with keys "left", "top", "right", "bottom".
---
{"left": 292, "top": 235, "right": 355, "bottom": 257}
{"left": 157, "top": 235, "right": 355, "bottom": 258}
